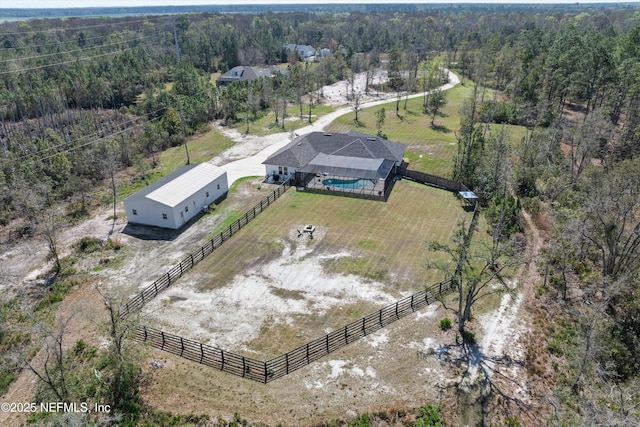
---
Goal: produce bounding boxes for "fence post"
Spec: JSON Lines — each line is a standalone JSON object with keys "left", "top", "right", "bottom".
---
{"left": 410, "top": 295, "right": 414, "bottom": 311}
{"left": 306, "top": 343, "right": 310, "bottom": 363}
{"left": 344, "top": 325, "right": 348, "bottom": 344}
{"left": 179, "top": 262, "right": 183, "bottom": 277}
{"left": 200, "top": 343, "right": 204, "bottom": 363}
{"left": 180, "top": 337, "right": 184, "bottom": 356}
{"left": 201, "top": 247, "right": 205, "bottom": 259}
{"left": 242, "top": 357, "right": 246, "bottom": 377}
{"left": 154, "top": 282, "right": 158, "bottom": 296}
{"left": 143, "top": 326, "right": 147, "bottom": 341}
{"left": 396, "top": 302, "right": 399, "bottom": 319}
{"left": 161, "top": 331, "right": 165, "bottom": 350}
{"left": 264, "top": 361, "right": 268, "bottom": 383}
{"left": 167, "top": 272, "right": 171, "bottom": 285}
{"left": 425, "top": 293, "right": 429, "bottom": 304}
{"left": 191, "top": 254, "right": 194, "bottom": 267}
{"left": 379, "top": 309, "right": 383, "bottom": 327}
{"left": 286, "top": 353, "right": 289, "bottom": 374}
{"left": 362, "top": 317, "right": 366, "bottom": 336}
{"left": 221, "top": 349, "right": 225, "bottom": 369}
{"left": 326, "top": 334, "right": 329, "bottom": 354}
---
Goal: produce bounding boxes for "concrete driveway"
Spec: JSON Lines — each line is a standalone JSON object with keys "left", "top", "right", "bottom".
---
{"left": 217, "top": 70, "right": 460, "bottom": 185}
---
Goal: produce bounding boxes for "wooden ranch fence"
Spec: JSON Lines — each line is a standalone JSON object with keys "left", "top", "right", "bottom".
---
{"left": 127, "top": 170, "right": 475, "bottom": 382}
{"left": 134, "top": 278, "right": 454, "bottom": 383}
{"left": 119, "top": 180, "right": 291, "bottom": 319}
{"left": 399, "top": 168, "right": 470, "bottom": 193}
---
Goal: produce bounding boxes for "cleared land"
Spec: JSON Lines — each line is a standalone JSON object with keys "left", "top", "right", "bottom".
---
{"left": 142, "top": 180, "right": 473, "bottom": 359}
{"left": 138, "top": 180, "right": 482, "bottom": 425}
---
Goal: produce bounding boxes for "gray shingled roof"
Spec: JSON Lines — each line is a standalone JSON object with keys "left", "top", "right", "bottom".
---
{"left": 302, "top": 154, "right": 396, "bottom": 179}
{"left": 216, "top": 66, "right": 285, "bottom": 85}
{"left": 263, "top": 131, "right": 406, "bottom": 172}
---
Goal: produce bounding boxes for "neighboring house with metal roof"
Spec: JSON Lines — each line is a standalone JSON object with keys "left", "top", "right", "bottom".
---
{"left": 262, "top": 131, "right": 406, "bottom": 199}
{"left": 124, "top": 163, "right": 228, "bottom": 229}
{"left": 216, "top": 65, "right": 285, "bottom": 86}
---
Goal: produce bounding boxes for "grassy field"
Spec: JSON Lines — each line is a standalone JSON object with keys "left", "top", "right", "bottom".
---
{"left": 229, "top": 102, "right": 337, "bottom": 136}
{"left": 325, "top": 83, "right": 527, "bottom": 178}
{"left": 192, "top": 180, "right": 474, "bottom": 295}
{"left": 149, "top": 179, "right": 476, "bottom": 357}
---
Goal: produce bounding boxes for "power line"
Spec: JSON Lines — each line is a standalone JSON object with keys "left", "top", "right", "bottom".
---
{"left": 0, "top": 24, "right": 172, "bottom": 64}
{"left": 0, "top": 17, "right": 173, "bottom": 52}
{"left": 0, "top": 15, "right": 170, "bottom": 37}
{"left": 0, "top": 31, "right": 171, "bottom": 75}
{"left": 1, "top": 107, "right": 168, "bottom": 163}
{"left": 1, "top": 112, "right": 165, "bottom": 166}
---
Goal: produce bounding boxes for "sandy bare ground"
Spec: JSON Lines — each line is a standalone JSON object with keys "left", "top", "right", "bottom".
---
{"left": 142, "top": 227, "right": 402, "bottom": 352}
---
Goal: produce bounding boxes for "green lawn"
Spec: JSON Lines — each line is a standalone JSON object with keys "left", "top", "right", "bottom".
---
{"left": 229, "top": 102, "right": 337, "bottom": 137}
{"left": 172, "top": 180, "right": 477, "bottom": 356}
{"left": 325, "top": 83, "right": 528, "bottom": 178}
{"left": 191, "top": 181, "right": 474, "bottom": 294}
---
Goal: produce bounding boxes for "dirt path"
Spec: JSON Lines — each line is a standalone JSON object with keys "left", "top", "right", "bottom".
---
{"left": 459, "top": 209, "right": 545, "bottom": 423}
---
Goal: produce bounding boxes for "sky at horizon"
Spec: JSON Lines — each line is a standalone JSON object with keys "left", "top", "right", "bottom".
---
{"left": 0, "top": 0, "right": 633, "bottom": 10}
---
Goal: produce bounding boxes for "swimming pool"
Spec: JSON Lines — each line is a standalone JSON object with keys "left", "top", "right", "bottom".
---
{"left": 322, "top": 178, "right": 374, "bottom": 189}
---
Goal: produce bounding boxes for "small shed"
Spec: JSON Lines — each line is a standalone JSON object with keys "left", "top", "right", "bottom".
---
{"left": 124, "top": 163, "right": 228, "bottom": 230}
{"left": 459, "top": 190, "right": 479, "bottom": 207}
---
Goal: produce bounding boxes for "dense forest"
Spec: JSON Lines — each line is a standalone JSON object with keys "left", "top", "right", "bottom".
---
{"left": 1, "top": 4, "right": 639, "bottom": 426}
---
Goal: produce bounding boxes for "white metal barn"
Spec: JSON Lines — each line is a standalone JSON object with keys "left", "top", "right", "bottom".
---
{"left": 124, "top": 163, "right": 228, "bottom": 230}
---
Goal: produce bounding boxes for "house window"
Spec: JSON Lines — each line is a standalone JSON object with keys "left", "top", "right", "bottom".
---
{"left": 132, "top": 209, "right": 137, "bottom": 215}
{"left": 278, "top": 166, "right": 283, "bottom": 175}
{"left": 217, "top": 184, "right": 220, "bottom": 190}
{"left": 283, "top": 166, "right": 289, "bottom": 175}
{"left": 185, "top": 206, "right": 189, "bottom": 213}
{"left": 206, "top": 191, "right": 209, "bottom": 198}
{"left": 162, "top": 213, "right": 167, "bottom": 220}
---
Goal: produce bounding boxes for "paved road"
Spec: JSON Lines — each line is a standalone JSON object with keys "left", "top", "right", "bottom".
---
{"left": 219, "top": 70, "right": 460, "bottom": 185}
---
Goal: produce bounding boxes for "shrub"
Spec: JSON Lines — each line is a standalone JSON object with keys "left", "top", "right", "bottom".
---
{"left": 506, "top": 415, "right": 522, "bottom": 427}
{"left": 415, "top": 404, "right": 443, "bottom": 427}
{"left": 106, "top": 237, "right": 123, "bottom": 251}
{"left": 439, "top": 318, "right": 452, "bottom": 331}
{"left": 77, "top": 236, "right": 102, "bottom": 254}
{"left": 461, "top": 330, "right": 476, "bottom": 344}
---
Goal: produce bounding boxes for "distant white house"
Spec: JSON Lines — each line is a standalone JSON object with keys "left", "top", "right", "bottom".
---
{"left": 283, "top": 43, "right": 317, "bottom": 58}
{"left": 124, "top": 163, "right": 228, "bottom": 230}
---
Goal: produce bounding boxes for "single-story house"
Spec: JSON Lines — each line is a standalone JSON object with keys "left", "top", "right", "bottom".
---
{"left": 283, "top": 43, "right": 317, "bottom": 58}
{"left": 216, "top": 65, "right": 285, "bottom": 86}
{"left": 124, "top": 163, "right": 228, "bottom": 229}
{"left": 262, "top": 131, "right": 406, "bottom": 198}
